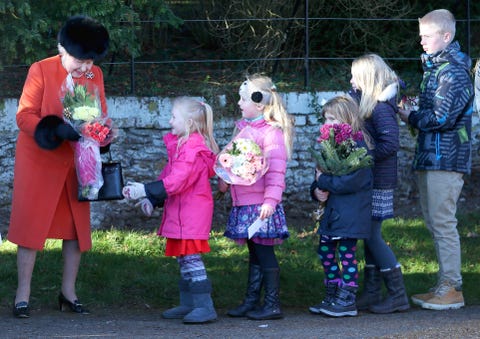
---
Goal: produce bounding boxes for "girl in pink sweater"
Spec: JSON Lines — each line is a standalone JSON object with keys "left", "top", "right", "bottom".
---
{"left": 123, "top": 97, "right": 219, "bottom": 324}
{"left": 218, "top": 74, "right": 294, "bottom": 320}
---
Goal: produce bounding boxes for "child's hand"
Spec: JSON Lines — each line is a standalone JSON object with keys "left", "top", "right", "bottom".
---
{"left": 135, "top": 198, "right": 154, "bottom": 216}
{"left": 397, "top": 108, "right": 411, "bottom": 123}
{"left": 122, "top": 182, "right": 146, "bottom": 200}
{"left": 217, "top": 179, "right": 230, "bottom": 193}
{"left": 315, "top": 168, "right": 323, "bottom": 180}
{"left": 313, "top": 188, "right": 329, "bottom": 202}
{"left": 259, "top": 203, "right": 274, "bottom": 220}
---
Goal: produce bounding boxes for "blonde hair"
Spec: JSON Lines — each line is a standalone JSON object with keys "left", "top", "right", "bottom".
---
{"left": 241, "top": 74, "right": 294, "bottom": 159}
{"left": 351, "top": 54, "right": 399, "bottom": 120}
{"left": 172, "top": 96, "right": 219, "bottom": 153}
{"left": 322, "top": 95, "right": 373, "bottom": 149}
{"left": 419, "top": 9, "right": 456, "bottom": 40}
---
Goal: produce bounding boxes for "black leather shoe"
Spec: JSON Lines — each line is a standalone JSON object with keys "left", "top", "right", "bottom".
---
{"left": 58, "top": 293, "right": 90, "bottom": 314}
{"left": 13, "top": 300, "right": 30, "bottom": 318}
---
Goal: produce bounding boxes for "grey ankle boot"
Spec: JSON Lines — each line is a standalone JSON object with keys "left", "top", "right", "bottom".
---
{"left": 356, "top": 265, "right": 382, "bottom": 311}
{"left": 183, "top": 279, "right": 217, "bottom": 324}
{"left": 246, "top": 268, "right": 283, "bottom": 320}
{"left": 369, "top": 266, "right": 410, "bottom": 314}
{"left": 319, "top": 285, "right": 358, "bottom": 317}
{"left": 309, "top": 280, "right": 339, "bottom": 314}
{"left": 162, "top": 279, "right": 193, "bottom": 319}
{"left": 227, "top": 264, "right": 263, "bottom": 317}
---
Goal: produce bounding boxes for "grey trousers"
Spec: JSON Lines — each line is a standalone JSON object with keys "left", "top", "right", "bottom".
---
{"left": 416, "top": 170, "right": 464, "bottom": 288}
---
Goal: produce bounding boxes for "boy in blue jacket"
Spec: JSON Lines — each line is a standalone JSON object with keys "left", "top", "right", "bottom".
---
{"left": 398, "top": 9, "right": 473, "bottom": 311}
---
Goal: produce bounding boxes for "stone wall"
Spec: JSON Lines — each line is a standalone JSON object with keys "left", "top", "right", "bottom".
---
{"left": 1, "top": 93, "right": 478, "bottom": 233}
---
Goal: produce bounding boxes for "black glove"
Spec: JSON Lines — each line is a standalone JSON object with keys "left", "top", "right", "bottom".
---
{"left": 145, "top": 180, "right": 167, "bottom": 208}
{"left": 100, "top": 143, "right": 111, "bottom": 154}
{"left": 56, "top": 123, "right": 80, "bottom": 141}
{"left": 35, "top": 115, "right": 76, "bottom": 150}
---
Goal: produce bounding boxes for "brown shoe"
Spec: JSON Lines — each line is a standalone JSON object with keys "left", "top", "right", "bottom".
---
{"left": 421, "top": 283, "right": 464, "bottom": 310}
{"left": 411, "top": 291, "right": 435, "bottom": 306}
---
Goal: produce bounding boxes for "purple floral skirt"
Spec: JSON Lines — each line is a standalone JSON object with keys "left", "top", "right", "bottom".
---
{"left": 224, "top": 203, "right": 289, "bottom": 245}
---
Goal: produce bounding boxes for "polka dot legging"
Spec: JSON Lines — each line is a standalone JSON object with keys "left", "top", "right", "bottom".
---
{"left": 317, "top": 235, "right": 359, "bottom": 287}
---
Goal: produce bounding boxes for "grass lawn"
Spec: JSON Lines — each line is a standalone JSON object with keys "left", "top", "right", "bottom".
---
{"left": 1, "top": 213, "right": 480, "bottom": 310}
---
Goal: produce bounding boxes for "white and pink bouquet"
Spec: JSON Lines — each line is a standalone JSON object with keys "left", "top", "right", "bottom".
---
{"left": 61, "top": 80, "right": 116, "bottom": 200}
{"left": 215, "top": 128, "right": 268, "bottom": 186}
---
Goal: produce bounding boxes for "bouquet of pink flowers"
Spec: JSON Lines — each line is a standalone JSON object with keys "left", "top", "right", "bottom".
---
{"left": 310, "top": 123, "right": 372, "bottom": 176}
{"left": 215, "top": 128, "right": 268, "bottom": 186}
{"left": 61, "top": 81, "right": 116, "bottom": 200}
{"left": 309, "top": 123, "right": 373, "bottom": 222}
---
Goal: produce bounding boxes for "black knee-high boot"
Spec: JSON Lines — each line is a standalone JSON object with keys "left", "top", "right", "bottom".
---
{"left": 227, "top": 264, "right": 263, "bottom": 317}
{"left": 246, "top": 268, "right": 283, "bottom": 320}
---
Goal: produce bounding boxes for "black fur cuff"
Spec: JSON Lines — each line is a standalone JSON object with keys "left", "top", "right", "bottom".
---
{"left": 34, "top": 115, "right": 63, "bottom": 150}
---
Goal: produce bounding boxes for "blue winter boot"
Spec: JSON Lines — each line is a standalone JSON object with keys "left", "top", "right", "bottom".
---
{"left": 183, "top": 279, "right": 217, "bottom": 324}
{"left": 162, "top": 279, "right": 193, "bottom": 319}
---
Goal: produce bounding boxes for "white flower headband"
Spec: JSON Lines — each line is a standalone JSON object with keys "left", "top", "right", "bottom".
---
{"left": 239, "top": 79, "right": 276, "bottom": 105}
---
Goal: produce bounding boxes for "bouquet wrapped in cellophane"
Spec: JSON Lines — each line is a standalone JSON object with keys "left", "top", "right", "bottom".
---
{"left": 61, "top": 78, "right": 116, "bottom": 200}
{"left": 399, "top": 95, "right": 418, "bottom": 137}
{"left": 309, "top": 123, "right": 373, "bottom": 222}
{"left": 214, "top": 127, "right": 268, "bottom": 186}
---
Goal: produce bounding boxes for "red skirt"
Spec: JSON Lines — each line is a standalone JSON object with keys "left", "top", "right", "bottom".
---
{"left": 165, "top": 238, "right": 210, "bottom": 257}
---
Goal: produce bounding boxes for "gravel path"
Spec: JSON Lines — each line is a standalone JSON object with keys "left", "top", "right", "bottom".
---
{"left": 3, "top": 305, "right": 480, "bottom": 338}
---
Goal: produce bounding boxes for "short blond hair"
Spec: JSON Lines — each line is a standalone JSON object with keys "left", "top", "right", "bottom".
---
{"left": 419, "top": 9, "right": 456, "bottom": 40}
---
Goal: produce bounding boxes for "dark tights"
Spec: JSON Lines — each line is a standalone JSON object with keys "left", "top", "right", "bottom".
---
{"left": 247, "top": 240, "right": 278, "bottom": 269}
{"left": 364, "top": 219, "right": 398, "bottom": 270}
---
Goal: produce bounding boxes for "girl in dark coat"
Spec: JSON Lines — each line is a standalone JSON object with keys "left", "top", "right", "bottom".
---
{"left": 309, "top": 96, "right": 373, "bottom": 317}
{"left": 349, "top": 54, "right": 409, "bottom": 314}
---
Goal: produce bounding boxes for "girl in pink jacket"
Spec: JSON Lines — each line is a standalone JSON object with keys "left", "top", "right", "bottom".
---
{"left": 123, "top": 97, "right": 219, "bottom": 324}
{"left": 218, "top": 74, "right": 294, "bottom": 320}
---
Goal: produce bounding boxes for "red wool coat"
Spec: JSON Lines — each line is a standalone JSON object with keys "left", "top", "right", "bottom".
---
{"left": 8, "top": 55, "right": 108, "bottom": 251}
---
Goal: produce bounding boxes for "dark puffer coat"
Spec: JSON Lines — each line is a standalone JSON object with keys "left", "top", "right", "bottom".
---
{"left": 408, "top": 41, "right": 474, "bottom": 174}
{"left": 311, "top": 166, "right": 373, "bottom": 240}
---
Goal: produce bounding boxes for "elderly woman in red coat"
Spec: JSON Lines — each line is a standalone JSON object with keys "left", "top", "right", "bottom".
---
{"left": 8, "top": 15, "right": 109, "bottom": 318}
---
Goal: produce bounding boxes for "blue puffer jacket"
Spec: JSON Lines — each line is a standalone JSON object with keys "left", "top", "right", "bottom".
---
{"left": 350, "top": 85, "right": 400, "bottom": 189}
{"left": 408, "top": 41, "right": 474, "bottom": 174}
{"left": 312, "top": 166, "right": 373, "bottom": 240}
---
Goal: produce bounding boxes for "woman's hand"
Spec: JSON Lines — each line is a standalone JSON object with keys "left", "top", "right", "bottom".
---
{"left": 259, "top": 203, "right": 274, "bottom": 220}
{"left": 315, "top": 168, "right": 323, "bottom": 181}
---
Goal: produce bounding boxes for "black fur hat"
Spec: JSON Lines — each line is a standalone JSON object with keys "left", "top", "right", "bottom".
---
{"left": 58, "top": 15, "right": 109, "bottom": 61}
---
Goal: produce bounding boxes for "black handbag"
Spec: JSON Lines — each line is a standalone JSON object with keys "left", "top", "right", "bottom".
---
{"left": 78, "top": 151, "right": 124, "bottom": 202}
